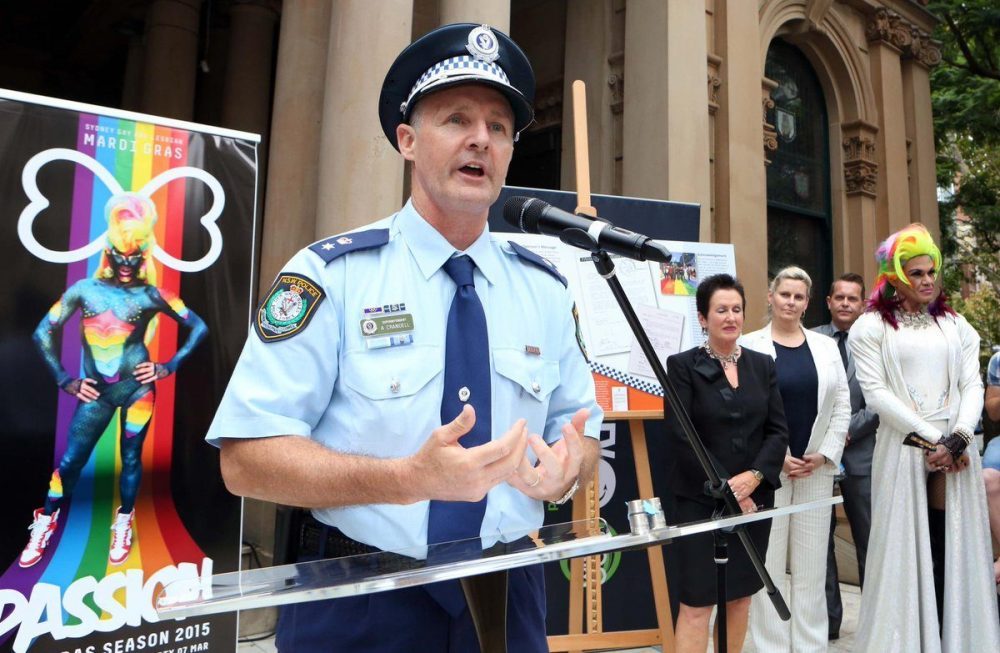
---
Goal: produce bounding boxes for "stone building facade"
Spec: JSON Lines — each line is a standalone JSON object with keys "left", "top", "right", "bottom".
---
{"left": 0, "top": 0, "right": 942, "bottom": 561}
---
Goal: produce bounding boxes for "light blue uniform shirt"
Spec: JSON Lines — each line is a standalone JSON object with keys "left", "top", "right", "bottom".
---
{"left": 988, "top": 352, "right": 1000, "bottom": 388}
{"left": 207, "top": 200, "right": 603, "bottom": 551}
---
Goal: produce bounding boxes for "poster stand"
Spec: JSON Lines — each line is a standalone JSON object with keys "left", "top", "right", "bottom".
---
{"left": 547, "top": 410, "right": 674, "bottom": 653}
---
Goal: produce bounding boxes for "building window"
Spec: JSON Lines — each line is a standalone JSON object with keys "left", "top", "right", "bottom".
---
{"left": 765, "top": 39, "right": 833, "bottom": 326}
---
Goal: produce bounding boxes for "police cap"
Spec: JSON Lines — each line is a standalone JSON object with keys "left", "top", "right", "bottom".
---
{"left": 379, "top": 23, "right": 535, "bottom": 151}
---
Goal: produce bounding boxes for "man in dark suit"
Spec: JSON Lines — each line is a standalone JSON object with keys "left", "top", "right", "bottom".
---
{"left": 812, "top": 272, "right": 878, "bottom": 640}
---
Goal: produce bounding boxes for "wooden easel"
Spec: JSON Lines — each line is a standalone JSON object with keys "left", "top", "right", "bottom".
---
{"left": 546, "top": 81, "right": 675, "bottom": 652}
{"left": 546, "top": 410, "right": 674, "bottom": 653}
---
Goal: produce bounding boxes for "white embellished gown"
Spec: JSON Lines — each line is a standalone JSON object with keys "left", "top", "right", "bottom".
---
{"left": 849, "top": 311, "right": 1000, "bottom": 652}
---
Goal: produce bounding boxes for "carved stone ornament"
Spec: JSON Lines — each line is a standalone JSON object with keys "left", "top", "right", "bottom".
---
{"left": 707, "top": 53, "right": 722, "bottom": 114}
{"left": 908, "top": 30, "right": 943, "bottom": 67}
{"left": 866, "top": 8, "right": 913, "bottom": 51}
{"left": 607, "top": 51, "right": 624, "bottom": 115}
{"left": 842, "top": 133, "right": 878, "bottom": 197}
{"left": 532, "top": 79, "right": 563, "bottom": 131}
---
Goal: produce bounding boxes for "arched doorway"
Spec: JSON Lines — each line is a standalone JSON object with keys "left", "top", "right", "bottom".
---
{"left": 765, "top": 39, "right": 833, "bottom": 326}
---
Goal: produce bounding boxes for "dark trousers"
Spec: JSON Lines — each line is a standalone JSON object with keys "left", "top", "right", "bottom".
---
{"left": 277, "top": 520, "right": 548, "bottom": 653}
{"left": 825, "top": 473, "right": 872, "bottom": 636}
{"left": 275, "top": 565, "right": 547, "bottom": 652}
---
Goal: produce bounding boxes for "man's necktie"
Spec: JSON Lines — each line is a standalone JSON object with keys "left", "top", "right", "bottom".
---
{"left": 835, "top": 330, "right": 849, "bottom": 371}
{"left": 427, "top": 254, "right": 491, "bottom": 546}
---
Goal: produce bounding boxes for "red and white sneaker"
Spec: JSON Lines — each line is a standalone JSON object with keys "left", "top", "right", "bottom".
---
{"left": 109, "top": 508, "right": 134, "bottom": 566}
{"left": 19, "top": 508, "right": 59, "bottom": 568}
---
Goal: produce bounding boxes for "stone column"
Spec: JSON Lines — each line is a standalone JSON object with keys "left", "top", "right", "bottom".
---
{"left": 866, "top": 9, "right": 912, "bottom": 237}
{"left": 140, "top": 0, "right": 202, "bottom": 120}
{"left": 221, "top": 0, "right": 280, "bottom": 135}
{"left": 439, "top": 0, "right": 510, "bottom": 32}
{"left": 840, "top": 121, "right": 881, "bottom": 281}
{"left": 316, "top": 0, "right": 413, "bottom": 238}
{"left": 901, "top": 30, "right": 942, "bottom": 241}
{"left": 560, "top": 0, "right": 616, "bottom": 195}
{"left": 622, "top": 0, "right": 711, "bottom": 242}
{"left": 121, "top": 32, "right": 145, "bottom": 112}
{"left": 260, "top": 0, "right": 332, "bottom": 287}
{"left": 713, "top": 0, "right": 769, "bottom": 325}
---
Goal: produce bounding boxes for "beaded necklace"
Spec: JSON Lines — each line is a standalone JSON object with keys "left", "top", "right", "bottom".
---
{"left": 702, "top": 342, "right": 742, "bottom": 369}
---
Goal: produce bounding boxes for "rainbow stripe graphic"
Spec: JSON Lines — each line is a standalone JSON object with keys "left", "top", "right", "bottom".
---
{"left": 660, "top": 277, "right": 697, "bottom": 296}
{"left": 82, "top": 310, "right": 134, "bottom": 381}
{"left": 2, "top": 115, "right": 205, "bottom": 608}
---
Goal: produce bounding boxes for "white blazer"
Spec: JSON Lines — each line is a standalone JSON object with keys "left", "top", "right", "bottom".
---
{"left": 739, "top": 324, "right": 850, "bottom": 468}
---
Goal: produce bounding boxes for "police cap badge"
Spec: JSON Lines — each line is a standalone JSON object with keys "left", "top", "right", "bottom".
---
{"left": 379, "top": 23, "right": 536, "bottom": 151}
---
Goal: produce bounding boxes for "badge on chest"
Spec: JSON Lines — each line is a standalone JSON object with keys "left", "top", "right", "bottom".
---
{"left": 360, "top": 302, "right": 414, "bottom": 349}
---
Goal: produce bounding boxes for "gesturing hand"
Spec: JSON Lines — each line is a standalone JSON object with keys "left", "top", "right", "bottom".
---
{"left": 411, "top": 404, "right": 529, "bottom": 502}
{"left": 507, "top": 408, "right": 589, "bottom": 502}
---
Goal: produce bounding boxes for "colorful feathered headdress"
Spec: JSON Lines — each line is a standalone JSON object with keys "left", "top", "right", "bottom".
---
{"left": 96, "top": 193, "right": 159, "bottom": 285}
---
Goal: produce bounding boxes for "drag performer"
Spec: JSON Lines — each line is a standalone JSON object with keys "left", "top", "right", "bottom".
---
{"left": 20, "top": 193, "right": 208, "bottom": 568}
{"left": 850, "top": 223, "right": 1000, "bottom": 651}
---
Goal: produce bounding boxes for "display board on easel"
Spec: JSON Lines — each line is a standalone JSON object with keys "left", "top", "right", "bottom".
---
{"left": 489, "top": 186, "right": 735, "bottom": 651}
{"left": 488, "top": 187, "right": 736, "bottom": 414}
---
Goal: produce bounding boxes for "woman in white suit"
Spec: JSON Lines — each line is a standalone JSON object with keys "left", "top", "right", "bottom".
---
{"left": 744, "top": 266, "right": 849, "bottom": 653}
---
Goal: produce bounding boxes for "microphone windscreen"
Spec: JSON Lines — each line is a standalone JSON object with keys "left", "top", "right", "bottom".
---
{"left": 502, "top": 195, "right": 544, "bottom": 234}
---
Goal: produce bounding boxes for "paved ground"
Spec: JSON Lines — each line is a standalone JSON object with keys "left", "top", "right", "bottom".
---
{"left": 236, "top": 580, "right": 861, "bottom": 652}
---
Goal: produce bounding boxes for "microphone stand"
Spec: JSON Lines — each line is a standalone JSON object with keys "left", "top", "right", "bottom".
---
{"left": 561, "top": 230, "right": 790, "bottom": 653}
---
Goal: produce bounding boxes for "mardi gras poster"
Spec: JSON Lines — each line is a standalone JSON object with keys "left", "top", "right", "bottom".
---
{"left": 0, "top": 90, "right": 258, "bottom": 653}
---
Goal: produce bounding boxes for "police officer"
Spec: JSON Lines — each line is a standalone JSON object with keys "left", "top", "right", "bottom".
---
{"left": 206, "top": 23, "right": 603, "bottom": 652}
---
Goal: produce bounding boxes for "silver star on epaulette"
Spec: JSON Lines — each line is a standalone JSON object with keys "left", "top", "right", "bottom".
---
{"left": 321, "top": 243, "right": 335, "bottom": 251}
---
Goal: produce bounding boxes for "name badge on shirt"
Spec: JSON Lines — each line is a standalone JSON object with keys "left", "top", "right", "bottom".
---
{"left": 361, "top": 302, "right": 414, "bottom": 349}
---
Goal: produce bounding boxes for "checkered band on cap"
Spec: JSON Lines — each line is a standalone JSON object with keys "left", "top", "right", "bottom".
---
{"left": 400, "top": 55, "right": 512, "bottom": 114}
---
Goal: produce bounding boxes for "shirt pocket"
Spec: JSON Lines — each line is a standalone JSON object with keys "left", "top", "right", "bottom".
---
{"left": 494, "top": 349, "right": 560, "bottom": 402}
{"left": 494, "top": 349, "right": 561, "bottom": 437}
{"left": 341, "top": 344, "right": 443, "bottom": 400}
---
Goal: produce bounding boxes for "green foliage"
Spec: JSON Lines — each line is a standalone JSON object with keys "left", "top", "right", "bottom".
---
{"left": 951, "top": 286, "right": 1000, "bottom": 369}
{"left": 929, "top": 0, "right": 1000, "bottom": 296}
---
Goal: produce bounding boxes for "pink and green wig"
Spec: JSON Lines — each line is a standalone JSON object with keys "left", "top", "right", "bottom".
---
{"left": 868, "top": 222, "right": 953, "bottom": 328}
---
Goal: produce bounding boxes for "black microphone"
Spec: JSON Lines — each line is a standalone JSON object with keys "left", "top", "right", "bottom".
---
{"left": 502, "top": 196, "right": 672, "bottom": 263}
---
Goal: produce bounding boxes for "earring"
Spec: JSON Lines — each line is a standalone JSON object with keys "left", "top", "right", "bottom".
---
{"left": 701, "top": 326, "right": 708, "bottom": 336}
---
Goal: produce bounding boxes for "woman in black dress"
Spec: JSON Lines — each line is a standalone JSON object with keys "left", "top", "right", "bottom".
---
{"left": 666, "top": 274, "right": 788, "bottom": 653}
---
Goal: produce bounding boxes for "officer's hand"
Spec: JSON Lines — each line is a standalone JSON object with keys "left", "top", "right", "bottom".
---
{"left": 411, "top": 405, "right": 528, "bottom": 502}
{"left": 64, "top": 377, "right": 100, "bottom": 402}
{"left": 508, "top": 408, "right": 589, "bottom": 502}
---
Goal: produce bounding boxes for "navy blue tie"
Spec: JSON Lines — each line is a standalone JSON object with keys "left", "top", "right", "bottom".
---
{"left": 427, "top": 255, "right": 492, "bottom": 546}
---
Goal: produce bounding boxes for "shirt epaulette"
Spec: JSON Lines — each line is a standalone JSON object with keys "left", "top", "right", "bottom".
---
{"left": 507, "top": 240, "right": 567, "bottom": 287}
{"left": 308, "top": 229, "right": 390, "bottom": 263}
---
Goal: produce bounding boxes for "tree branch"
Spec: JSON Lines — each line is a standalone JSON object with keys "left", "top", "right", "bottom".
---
{"left": 943, "top": 11, "right": 1000, "bottom": 81}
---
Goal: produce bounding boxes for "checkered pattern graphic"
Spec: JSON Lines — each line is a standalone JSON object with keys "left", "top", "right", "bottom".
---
{"left": 403, "top": 56, "right": 510, "bottom": 112}
{"left": 590, "top": 361, "right": 664, "bottom": 397}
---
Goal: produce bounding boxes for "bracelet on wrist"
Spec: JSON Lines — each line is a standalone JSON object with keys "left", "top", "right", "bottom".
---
{"left": 553, "top": 479, "right": 580, "bottom": 505}
{"left": 940, "top": 432, "right": 968, "bottom": 461}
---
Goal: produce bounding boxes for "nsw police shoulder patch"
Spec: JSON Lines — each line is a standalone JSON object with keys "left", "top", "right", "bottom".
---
{"left": 255, "top": 273, "right": 325, "bottom": 343}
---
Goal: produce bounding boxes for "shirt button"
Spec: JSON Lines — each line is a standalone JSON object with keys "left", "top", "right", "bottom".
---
{"left": 390, "top": 379, "right": 400, "bottom": 394}
{"left": 458, "top": 386, "right": 471, "bottom": 402}
{"left": 531, "top": 381, "right": 541, "bottom": 393}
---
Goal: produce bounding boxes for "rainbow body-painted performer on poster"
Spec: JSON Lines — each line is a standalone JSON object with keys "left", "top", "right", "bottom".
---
{"left": 20, "top": 193, "right": 208, "bottom": 569}
{"left": 850, "top": 224, "right": 1000, "bottom": 652}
